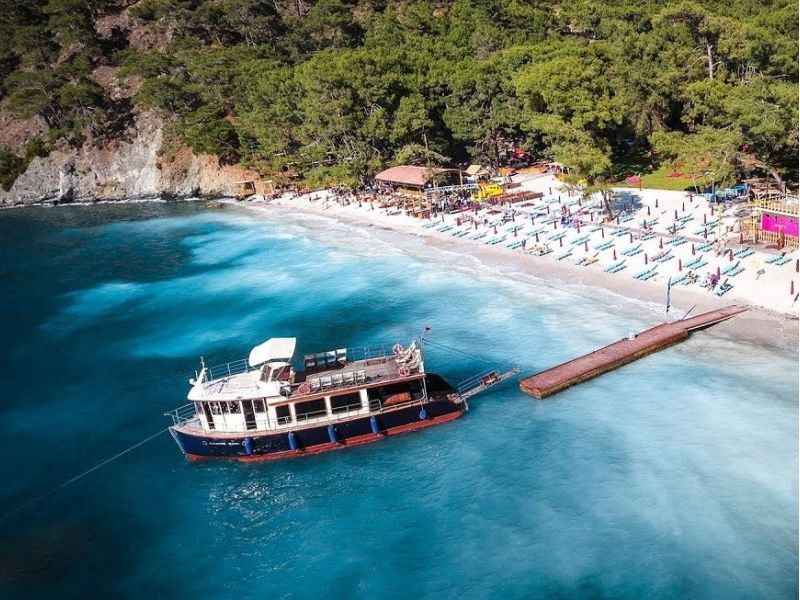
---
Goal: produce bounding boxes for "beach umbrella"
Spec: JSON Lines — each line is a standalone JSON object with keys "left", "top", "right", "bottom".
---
{"left": 691, "top": 244, "right": 695, "bottom": 255}
{"left": 535, "top": 234, "right": 540, "bottom": 243}
{"left": 559, "top": 237, "right": 563, "bottom": 247}
{"left": 647, "top": 206, "right": 651, "bottom": 216}
{"left": 796, "top": 259, "right": 799, "bottom": 273}
{"left": 494, "top": 225, "right": 498, "bottom": 234}
{"left": 674, "top": 209, "right": 678, "bottom": 219}
{"left": 613, "top": 249, "right": 617, "bottom": 261}
{"left": 739, "top": 232, "right": 743, "bottom": 243}
{"left": 729, "top": 249, "right": 734, "bottom": 261}
{"left": 704, "top": 228, "right": 708, "bottom": 239}
{"left": 629, "top": 232, "right": 633, "bottom": 243}
{"left": 553, "top": 220, "right": 557, "bottom": 230}
{"left": 645, "top": 254, "right": 648, "bottom": 264}
{"left": 703, "top": 213, "right": 707, "bottom": 224}
{"left": 682, "top": 202, "right": 685, "bottom": 212}
{"left": 716, "top": 266, "right": 721, "bottom": 277}
{"left": 576, "top": 222, "right": 581, "bottom": 233}
{"left": 602, "top": 228, "right": 605, "bottom": 239}
{"left": 584, "top": 241, "right": 588, "bottom": 252}
{"left": 678, "top": 259, "right": 682, "bottom": 272}
{"left": 659, "top": 238, "right": 663, "bottom": 249}
{"left": 655, "top": 198, "right": 659, "bottom": 208}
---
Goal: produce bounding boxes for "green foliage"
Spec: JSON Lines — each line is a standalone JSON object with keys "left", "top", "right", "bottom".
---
{"left": 0, "top": 148, "right": 25, "bottom": 191}
{"left": 0, "top": 0, "right": 796, "bottom": 184}
{"left": 181, "top": 106, "right": 240, "bottom": 163}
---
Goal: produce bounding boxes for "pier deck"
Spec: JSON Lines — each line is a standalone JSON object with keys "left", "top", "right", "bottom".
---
{"left": 520, "top": 305, "right": 748, "bottom": 399}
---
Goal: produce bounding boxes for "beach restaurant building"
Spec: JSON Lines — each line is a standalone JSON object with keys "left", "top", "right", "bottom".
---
{"left": 374, "top": 165, "right": 460, "bottom": 195}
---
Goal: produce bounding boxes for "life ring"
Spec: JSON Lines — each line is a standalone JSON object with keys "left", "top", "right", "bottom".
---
{"left": 297, "top": 382, "right": 311, "bottom": 396}
{"left": 392, "top": 343, "right": 405, "bottom": 356}
{"left": 398, "top": 365, "right": 411, "bottom": 377}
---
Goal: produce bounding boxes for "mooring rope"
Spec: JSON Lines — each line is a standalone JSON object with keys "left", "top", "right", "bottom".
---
{"left": 422, "top": 337, "right": 494, "bottom": 365}
{"left": 0, "top": 427, "right": 170, "bottom": 523}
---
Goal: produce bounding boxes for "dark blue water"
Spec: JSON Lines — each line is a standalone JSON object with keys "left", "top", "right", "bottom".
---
{"left": 0, "top": 202, "right": 796, "bottom": 599}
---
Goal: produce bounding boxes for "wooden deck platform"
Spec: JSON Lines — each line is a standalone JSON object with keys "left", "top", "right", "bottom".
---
{"left": 520, "top": 305, "right": 748, "bottom": 399}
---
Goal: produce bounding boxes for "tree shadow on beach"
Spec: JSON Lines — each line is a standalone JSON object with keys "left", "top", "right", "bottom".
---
{"left": 612, "top": 190, "right": 645, "bottom": 213}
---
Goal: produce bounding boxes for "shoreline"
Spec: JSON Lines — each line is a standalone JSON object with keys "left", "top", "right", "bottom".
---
{"left": 255, "top": 195, "right": 799, "bottom": 354}
{"left": 1, "top": 190, "right": 797, "bottom": 353}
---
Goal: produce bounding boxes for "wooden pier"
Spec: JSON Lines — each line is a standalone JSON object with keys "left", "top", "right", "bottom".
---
{"left": 520, "top": 305, "right": 748, "bottom": 399}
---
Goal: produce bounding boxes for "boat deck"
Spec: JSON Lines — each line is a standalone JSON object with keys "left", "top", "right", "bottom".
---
{"left": 199, "top": 355, "right": 418, "bottom": 401}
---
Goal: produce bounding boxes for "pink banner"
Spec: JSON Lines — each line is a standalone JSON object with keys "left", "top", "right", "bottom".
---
{"left": 762, "top": 213, "right": 799, "bottom": 237}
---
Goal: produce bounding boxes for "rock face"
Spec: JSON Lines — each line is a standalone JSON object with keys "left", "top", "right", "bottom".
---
{"left": 0, "top": 110, "right": 263, "bottom": 206}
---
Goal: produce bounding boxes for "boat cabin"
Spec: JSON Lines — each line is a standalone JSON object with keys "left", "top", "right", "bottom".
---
{"left": 180, "top": 337, "right": 427, "bottom": 434}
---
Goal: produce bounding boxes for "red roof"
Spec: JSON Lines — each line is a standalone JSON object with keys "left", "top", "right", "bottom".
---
{"left": 375, "top": 165, "right": 445, "bottom": 187}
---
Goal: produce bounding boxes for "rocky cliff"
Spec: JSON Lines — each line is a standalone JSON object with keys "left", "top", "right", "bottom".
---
{"left": 0, "top": 110, "right": 264, "bottom": 206}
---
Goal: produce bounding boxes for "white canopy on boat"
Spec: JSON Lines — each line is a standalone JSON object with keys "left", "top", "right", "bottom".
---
{"left": 248, "top": 337, "right": 297, "bottom": 367}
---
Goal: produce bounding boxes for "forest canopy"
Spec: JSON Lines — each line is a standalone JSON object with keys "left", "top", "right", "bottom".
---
{"left": 0, "top": 0, "right": 797, "bottom": 189}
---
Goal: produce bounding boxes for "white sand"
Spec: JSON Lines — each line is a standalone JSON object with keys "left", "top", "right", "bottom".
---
{"left": 258, "top": 173, "right": 798, "bottom": 351}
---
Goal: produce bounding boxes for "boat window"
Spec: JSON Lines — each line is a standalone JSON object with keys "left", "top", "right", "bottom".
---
{"left": 295, "top": 399, "right": 326, "bottom": 421}
{"left": 210, "top": 402, "right": 222, "bottom": 415}
{"left": 227, "top": 401, "right": 241, "bottom": 414}
{"left": 275, "top": 404, "right": 291, "bottom": 424}
{"left": 330, "top": 392, "right": 361, "bottom": 414}
{"left": 253, "top": 399, "right": 265, "bottom": 413}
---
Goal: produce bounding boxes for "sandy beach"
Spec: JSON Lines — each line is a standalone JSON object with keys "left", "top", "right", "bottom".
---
{"left": 258, "top": 174, "right": 798, "bottom": 352}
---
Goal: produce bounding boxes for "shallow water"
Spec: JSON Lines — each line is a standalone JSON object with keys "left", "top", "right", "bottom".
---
{"left": 0, "top": 202, "right": 796, "bottom": 599}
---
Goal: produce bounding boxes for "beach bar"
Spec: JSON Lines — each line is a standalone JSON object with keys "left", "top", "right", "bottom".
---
{"left": 520, "top": 305, "right": 748, "bottom": 399}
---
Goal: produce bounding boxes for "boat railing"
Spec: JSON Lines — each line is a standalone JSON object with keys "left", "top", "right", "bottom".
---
{"left": 165, "top": 403, "right": 198, "bottom": 426}
{"left": 206, "top": 358, "right": 253, "bottom": 382}
{"left": 201, "top": 344, "right": 392, "bottom": 385}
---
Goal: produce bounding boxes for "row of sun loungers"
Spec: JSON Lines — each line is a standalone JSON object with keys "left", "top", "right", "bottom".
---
{"left": 307, "top": 370, "right": 368, "bottom": 392}
{"left": 485, "top": 235, "right": 507, "bottom": 246}
{"left": 571, "top": 234, "right": 590, "bottom": 246}
{"left": 633, "top": 267, "right": 658, "bottom": 280}
{"left": 721, "top": 261, "right": 741, "bottom": 276}
{"left": 664, "top": 236, "right": 687, "bottom": 246}
{"left": 733, "top": 247, "right": 755, "bottom": 258}
{"left": 604, "top": 259, "right": 627, "bottom": 274}
{"left": 766, "top": 255, "right": 792, "bottom": 266}
{"left": 621, "top": 243, "right": 642, "bottom": 256}
{"left": 506, "top": 240, "right": 525, "bottom": 250}
{"left": 595, "top": 240, "right": 615, "bottom": 251}
{"left": 683, "top": 256, "right": 708, "bottom": 270}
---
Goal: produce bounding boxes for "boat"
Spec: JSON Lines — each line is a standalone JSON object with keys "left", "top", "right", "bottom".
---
{"left": 166, "top": 336, "right": 517, "bottom": 461}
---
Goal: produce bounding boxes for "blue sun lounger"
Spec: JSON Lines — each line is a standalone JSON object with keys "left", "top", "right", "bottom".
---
{"left": 506, "top": 240, "right": 524, "bottom": 250}
{"left": 695, "top": 242, "right": 714, "bottom": 252}
{"left": 610, "top": 228, "right": 629, "bottom": 237}
{"left": 604, "top": 260, "right": 627, "bottom": 273}
{"left": 436, "top": 224, "right": 453, "bottom": 233}
{"left": 571, "top": 235, "right": 590, "bottom": 246}
{"left": 556, "top": 250, "right": 573, "bottom": 261}
{"left": 621, "top": 243, "right": 642, "bottom": 256}
{"left": 595, "top": 240, "right": 615, "bottom": 251}
{"left": 548, "top": 231, "right": 566, "bottom": 241}
{"left": 665, "top": 236, "right": 687, "bottom": 246}
{"left": 721, "top": 261, "right": 740, "bottom": 275}
{"left": 733, "top": 247, "right": 755, "bottom": 258}
{"left": 468, "top": 231, "right": 487, "bottom": 241}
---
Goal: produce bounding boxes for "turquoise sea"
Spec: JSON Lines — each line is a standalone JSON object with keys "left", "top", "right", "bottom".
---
{"left": 0, "top": 202, "right": 796, "bottom": 599}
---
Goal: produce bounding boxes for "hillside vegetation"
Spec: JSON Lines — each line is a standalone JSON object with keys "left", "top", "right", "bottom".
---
{"left": 1, "top": 0, "right": 797, "bottom": 192}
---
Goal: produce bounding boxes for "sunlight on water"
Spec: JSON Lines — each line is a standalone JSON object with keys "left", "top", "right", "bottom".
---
{"left": 0, "top": 203, "right": 795, "bottom": 598}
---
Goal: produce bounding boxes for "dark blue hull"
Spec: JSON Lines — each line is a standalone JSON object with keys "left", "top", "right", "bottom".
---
{"left": 171, "top": 397, "right": 464, "bottom": 460}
